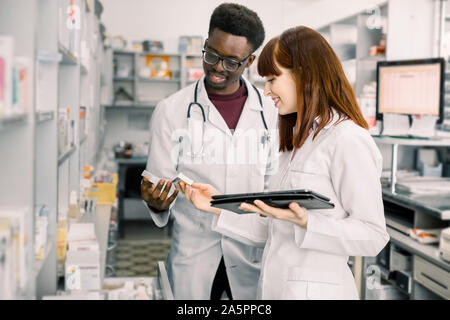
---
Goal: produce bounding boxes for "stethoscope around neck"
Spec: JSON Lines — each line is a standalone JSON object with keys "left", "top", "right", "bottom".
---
{"left": 176, "top": 79, "right": 271, "bottom": 168}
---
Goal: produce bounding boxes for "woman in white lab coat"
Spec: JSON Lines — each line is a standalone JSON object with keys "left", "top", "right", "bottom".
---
{"left": 179, "top": 26, "right": 390, "bottom": 300}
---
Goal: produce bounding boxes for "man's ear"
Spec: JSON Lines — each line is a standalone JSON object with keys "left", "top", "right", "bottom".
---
{"left": 246, "top": 54, "right": 256, "bottom": 68}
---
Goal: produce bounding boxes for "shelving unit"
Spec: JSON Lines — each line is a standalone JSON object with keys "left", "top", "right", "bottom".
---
{"left": 0, "top": 0, "right": 107, "bottom": 300}
{"left": 100, "top": 50, "right": 204, "bottom": 157}
{"left": 442, "top": 3, "right": 450, "bottom": 132}
{"left": 317, "top": 3, "right": 388, "bottom": 133}
{"left": 315, "top": 0, "right": 450, "bottom": 300}
{"left": 109, "top": 50, "right": 203, "bottom": 107}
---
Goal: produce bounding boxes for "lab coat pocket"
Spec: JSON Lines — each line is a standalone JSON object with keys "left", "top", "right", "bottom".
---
{"left": 289, "top": 161, "right": 330, "bottom": 191}
{"left": 250, "top": 247, "right": 264, "bottom": 263}
{"left": 284, "top": 267, "right": 341, "bottom": 300}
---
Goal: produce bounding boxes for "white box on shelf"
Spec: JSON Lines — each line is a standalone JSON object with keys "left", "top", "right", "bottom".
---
{"left": 0, "top": 207, "right": 28, "bottom": 292}
{"left": 34, "top": 216, "right": 48, "bottom": 259}
{"left": 67, "top": 222, "right": 96, "bottom": 242}
{"left": 68, "top": 240, "right": 99, "bottom": 252}
{"left": 0, "top": 35, "right": 14, "bottom": 116}
{"left": 65, "top": 250, "right": 101, "bottom": 291}
{"left": 0, "top": 218, "right": 14, "bottom": 299}
{"left": 439, "top": 227, "right": 450, "bottom": 263}
{"left": 58, "top": 108, "right": 69, "bottom": 155}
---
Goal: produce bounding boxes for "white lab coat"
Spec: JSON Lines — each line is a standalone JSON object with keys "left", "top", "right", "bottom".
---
{"left": 143, "top": 76, "right": 279, "bottom": 299}
{"left": 212, "top": 113, "right": 390, "bottom": 299}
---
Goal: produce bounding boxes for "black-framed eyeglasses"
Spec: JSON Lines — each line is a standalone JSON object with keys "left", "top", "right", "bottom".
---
{"left": 202, "top": 49, "right": 253, "bottom": 72}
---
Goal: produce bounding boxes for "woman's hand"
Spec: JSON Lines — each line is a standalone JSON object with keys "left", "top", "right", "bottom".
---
{"left": 239, "top": 200, "right": 309, "bottom": 228}
{"left": 177, "top": 182, "right": 222, "bottom": 215}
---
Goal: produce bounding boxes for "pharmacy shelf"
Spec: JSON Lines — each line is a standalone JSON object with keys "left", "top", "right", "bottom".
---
{"left": 0, "top": 0, "right": 107, "bottom": 300}
{"left": 0, "top": 113, "right": 28, "bottom": 131}
{"left": 58, "top": 43, "right": 78, "bottom": 65}
{"left": 58, "top": 146, "right": 77, "bottom": 166}
{"left": 373, "top": 136, "right": 450, "bottom": 147}
{"left": 34, "top": 240, "right": 54, "bottom": 277}
{"left": 138, "top": 78, "right": 181, "bottom": 83}
{"left": 382, "top": 189, "right": 450, "bottom": 221}
{"left": 387, "top": 226, "right": 450, "bottom": 272}
{"left": 79, "top": 205, "right": 112, "bottom": 284}
{"left": 137, "top": 52, "right": 181, "bottom": 57}
{"left": 113, "top": 77, "right": 134, "bottom": 82}
{"left": 112, "top": 50, "right": 135, "bottom": 56}
{"left": 104, "top": 104, "right": 156, "bottom": 109}
{"left": 35, "top": 110, "right": 55, "bottom": 123}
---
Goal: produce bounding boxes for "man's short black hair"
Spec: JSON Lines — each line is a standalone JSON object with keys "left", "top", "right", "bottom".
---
{"left": 208, "top": 3, "right": 265, "bottom": 53}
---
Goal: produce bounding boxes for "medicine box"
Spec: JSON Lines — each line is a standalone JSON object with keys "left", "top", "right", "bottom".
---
{"left": 65, "top": 250, "right": 100, "bottom": 291}
{"left": 88, "top": 174, "right": 118, "bottom": 205}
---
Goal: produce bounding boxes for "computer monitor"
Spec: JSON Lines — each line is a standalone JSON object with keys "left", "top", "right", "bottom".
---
{"left": 376, "top": 58, "right": 445, "bottom": 124}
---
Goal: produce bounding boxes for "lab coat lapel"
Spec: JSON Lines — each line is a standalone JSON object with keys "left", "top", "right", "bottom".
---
{"left": 289, "top": 110, "right": 341, "bottom": 167}
{"left": 196, "top": 78, "right": 232, "bottom": 137}
{"left": 234, "top": 77, "right": 265, "bottom": 133}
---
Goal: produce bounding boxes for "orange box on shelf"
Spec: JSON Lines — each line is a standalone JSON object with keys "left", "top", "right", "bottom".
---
{"left": 145, "top": 55, "right": 171, "bottom": 79}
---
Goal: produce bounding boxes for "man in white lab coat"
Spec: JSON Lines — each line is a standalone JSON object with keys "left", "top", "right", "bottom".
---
{"left": 141, "top": 3, "right": 278, "bottom": 299}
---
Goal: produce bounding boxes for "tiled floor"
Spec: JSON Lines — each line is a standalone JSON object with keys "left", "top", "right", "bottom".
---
{"left": 107, "top": 220, "right": 172, "bottom": 278}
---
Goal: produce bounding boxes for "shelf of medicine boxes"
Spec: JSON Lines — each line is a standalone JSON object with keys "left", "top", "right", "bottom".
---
{"left": 112, "top": 51, "right": 201, "bottom": 102}
{"left": 61, "top": 0, "right": 105, "bottom": 287}
{"left": 317, "top": 5, "right": 387, "bottom": 97}
{"left": 104, "top": 103, "right": 157, "bottom": 109}
{"left": 0, "top": 113, "right": 28, "bottom": 131}
{"left": 58, "top": 42, "right": 78, "bottom": 65}
{"left": 0, "top": 0, "right": 49, "bottom": 300}
{"left": 0, "top": 0, "right": 105, "bottom": 299}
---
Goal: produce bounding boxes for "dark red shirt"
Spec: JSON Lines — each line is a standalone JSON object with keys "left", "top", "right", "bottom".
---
{"left": 207, "top": 82, "right": 248, "bottom": 131}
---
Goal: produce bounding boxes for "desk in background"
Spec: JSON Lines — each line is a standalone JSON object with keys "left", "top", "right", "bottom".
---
{"left": 359, "top": 189, "right": 450, "bottom": 300}
{"left": 116, "top": 157, "right": 147, "bottom": 238}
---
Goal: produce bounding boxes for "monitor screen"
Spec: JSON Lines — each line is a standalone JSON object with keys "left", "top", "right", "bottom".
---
{"left": 376, "top": 58, "right": 444, "bottom": 123}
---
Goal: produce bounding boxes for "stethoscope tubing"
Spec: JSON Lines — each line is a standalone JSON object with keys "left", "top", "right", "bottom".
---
{"left": 187, "top": 79, "right": 268, "bottom": 131}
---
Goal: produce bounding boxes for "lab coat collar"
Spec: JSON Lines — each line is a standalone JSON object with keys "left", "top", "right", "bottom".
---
{"left": 312, "top": 108, "right": 341, "bottom": 132}
{"left": 195, "top": 76, "right": 265, "bottom": 136}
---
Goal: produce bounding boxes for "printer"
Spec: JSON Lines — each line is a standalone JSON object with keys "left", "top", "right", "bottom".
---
{"left": 440, "top": 227, "right": 450, "bottom": 263}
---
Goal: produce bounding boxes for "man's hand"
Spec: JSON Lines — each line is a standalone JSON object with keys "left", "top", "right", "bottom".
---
{"left": 141, "top": 177, "right": 179, "bottom": 212}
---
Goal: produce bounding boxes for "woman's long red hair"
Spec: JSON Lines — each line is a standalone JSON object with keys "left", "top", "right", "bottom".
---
{"left": 258, "top": 26, "right": 368, "bottom": 152}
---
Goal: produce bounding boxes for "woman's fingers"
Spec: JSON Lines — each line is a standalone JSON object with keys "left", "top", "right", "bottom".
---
{"left": 177, "top": 181, "right": 186, "bottom": 193}
{"left": 191, "top": 182, "right": 204, "bottom": 188}
{"left": 238, "top": 202, "right": 261, "bottom": 214}
{"left": 289, "top": 202, "right": 307, "bottom": 217}
{"left": 184, "top": 185, "right": 192, "bottom": 202}
{"left": 253, "top": 200, "right": 289, "bottom": 219}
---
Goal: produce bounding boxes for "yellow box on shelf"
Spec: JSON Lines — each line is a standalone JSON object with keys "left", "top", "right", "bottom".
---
{"left": 88, "top": 174, "right": 118, "bottom": 205}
